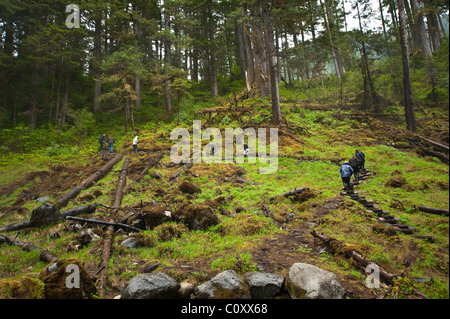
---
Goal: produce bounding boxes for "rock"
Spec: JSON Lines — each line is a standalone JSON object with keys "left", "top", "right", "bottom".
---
{"left": 178, "top": 281, "right": 195, "bottom": 299}
{"left": 174, "top": 202, "right": 220, "bottom": 231}
{"left": 0, "top": 277, "right": 45, "bottom": 299}
{"left": 36, "top": 196, "right": 50, "bottom": 203}
{"left": 49, "top": 232, "right": 60, "bottom": 239}
{"left": 122, "top": 273, "right": 180, "bottom": 299}
{"left": 38, "top": 258, "right": 97, "bottom": 299}
{"left": 121, "top": 237, "right": 138, "bottom": 249}
{"left": 244, "top": 272, "right": 285, "bottom": 299}
{"left": 287, "top": 263, "right": 346, "bottom": 299}
{"left": 194, "top": 270, "right": 251, "bottom": 299}
{"left": 77, "top": 229, "right": 101, "bottom": 247}
{"left": 178, "top": 181, "right": 202, "bottom": 194}
{"left": 29, "top": 202, "right": 62, "bottom": 227}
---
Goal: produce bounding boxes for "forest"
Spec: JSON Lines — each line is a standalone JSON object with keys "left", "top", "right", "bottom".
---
{"left": 0, "top": 0, "right": 449, "bottom": 302}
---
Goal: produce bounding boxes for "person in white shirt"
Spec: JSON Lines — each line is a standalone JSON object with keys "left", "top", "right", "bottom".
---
{"left": 133, "top": 136, "right": 138, "bottom": 152}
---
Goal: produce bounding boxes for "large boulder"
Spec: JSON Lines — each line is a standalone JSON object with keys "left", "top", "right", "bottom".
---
{"left": 243, "top": 272, "right": 285, "bottom": 299}
{"left": 174, "top": 202, "right": 220, "bottom": 231}
{"left": 38, "top": 258, "right": 97, "bottom": 299}
{"left": 287, "top": 263, "right": 346, "bottom": 299}
{"left": 194, "top": 270, "right": 251, "bottom": 299}
{"left": 122, "top": 273, "right": 180, "bottom": 299}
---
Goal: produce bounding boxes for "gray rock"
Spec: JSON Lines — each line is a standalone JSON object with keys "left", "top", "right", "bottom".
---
{"left": 36, "top": 196, "right": 50, "bottom": 203}
{"left": 122, "top": 273, "right": 180, "bottom": 299}
{"left": 194, "top": 270, "right": 251, "bottom": 299}
{"left": 287, "top": 263, "right": 346, "bottom": 299}
{"left": 121, "top": 237, "right": 138, "bottom": 250}
{"left": 178, "top": 281, "right": 195, "bottom": 299}
{"left": 244, "top": 272, "right": 285, "bottom": 299}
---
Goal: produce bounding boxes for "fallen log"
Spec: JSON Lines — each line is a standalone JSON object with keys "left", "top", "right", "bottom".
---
{"left": 0, "top": 234, "right": 59, "bottom": 263}
{"left": 56, "top": 153, "right": 124, "bottom": 208}
{"left": 417, "top": 145, "right": 449, "bottom": 163}
{"left": 311, "top": 230, "right": 396, "bottom": 286}
{"left": 98, "top": 157, "right": 130, "bottom": 299}
{"left": 412, "top": 134, "right": 449, "bottom": 153}
{"left": 169, "top": 162, "right": 193, "bottom": 181}
{"left": 0, "top": 203, "right": 100, "bottom": 233}
{"left": 418, "top": 206, "right": 449, "bottom": 217}
{"left": 269, "top": 187, "right": 306, "bottom": 201}
{"left": 65, "top": 216, "right": 140, "bottom": 232}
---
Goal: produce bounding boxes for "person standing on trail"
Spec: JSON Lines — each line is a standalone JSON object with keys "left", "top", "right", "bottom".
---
{"left": 340, "top": 161, "right": 354, "bottom": 190}
{"left": 348, "top": 155, "right": 360, "bottom": 182}
{"left": 133, "top": 135, "right": 138, "bottom": 152}
{"left": 355, "top": 149, "right": 365, "bottom": 169}
{"left": 107, "top": 136, "right": 114, "bottom": 153}
{"left": 99, "top": 134, "right": 106, "bottom": 152}
{"left": 243, "top": 142, "right": 249, "bottom": 157}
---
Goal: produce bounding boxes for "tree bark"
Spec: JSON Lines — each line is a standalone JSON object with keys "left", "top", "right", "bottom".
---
{"left": 418, "top": 206, "right": 449, "bottom": 216}
{"left": 0, "top": 235, "right": 59, "bottom": 263}
{"left": 262, "top": 2, "right": 282, "bottom": 125}
{"left": 311, "top": 230, "right": 396, "bottom": 285}
{"left": 98, "top": 157, "right": 130, "bottom": 298}
{"left": 56, "top": 153, "right": 124, "bottom": 208}
{"left": 93, "top": 17, "right": 102, "bottom": 113}
{"left": 397, "top": 0, "right": 417, "bottom": 132}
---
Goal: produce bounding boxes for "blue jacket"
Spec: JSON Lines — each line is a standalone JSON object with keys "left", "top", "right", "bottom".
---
{"left": 340, "top": 164, "right": 354, "bottom": 178}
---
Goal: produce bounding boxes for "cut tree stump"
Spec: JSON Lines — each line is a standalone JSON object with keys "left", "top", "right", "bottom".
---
{"left": 98, "top": 157, "right": 130, "bottom": 298}
{"left": 56, "top": 153, "right": 124, "bottom": 208}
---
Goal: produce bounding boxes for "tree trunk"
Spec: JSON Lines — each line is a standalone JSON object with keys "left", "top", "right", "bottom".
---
{"left": 134, "top": 74, "right": 141, "bottom": 109}
{"left": 164, "top": 10, "right": 172, "bottom": 112}
{"left": 242, "top": 9, "right": 255, "bottom": 86}
{"left": 56, "top": 153, "right": 124, "bottom": 208}
{"left": 0, "top": 235, "right": 59, "bottom": 263}
{"left": 208, "top": 12, "right": 219, "bottom": 98}
{"left": 410, "top": 0, "right": 438, "bottom": 87}
{"left": 60, "top": 70, "right": 70, "bottom": 127}
{"left": 98, "top": 158, "right": 130, "bottom": 298}
{"left": 321, "top": 0, "right": 342, "bottom": 80}
{"left": 29, "top": 62, "right": 40, "bottom": 130}
{"left": 397, "top": 0, "right": 416, "bottom": 133}
{"left": 426, "top": 12, "right": 441, "bottom": 52}
{"left": 93, "top": 17, "right": 102, "bottom": 113}
{"left": 262, "top": 2, "right": 282, "bottom": 125}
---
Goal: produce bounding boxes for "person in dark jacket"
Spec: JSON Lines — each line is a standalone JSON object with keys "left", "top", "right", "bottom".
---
{"left": 107, "top": 136, "right": 114, "bottom": 153}
{"left": 340, "top": 161, "right": 354, "bottom": 189}
{"left": 348, "top": 155, "right": 360, "bottom": 182}
{"left": 355, "top": 149, "right": 365, "bottom": 169}
{"left": 99, "top": 134, "right": 106, "bottom": 152}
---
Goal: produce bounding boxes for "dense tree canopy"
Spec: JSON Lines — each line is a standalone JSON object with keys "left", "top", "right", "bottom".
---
{"left": 0, "top": 0, "right": 448, "bottom": 133}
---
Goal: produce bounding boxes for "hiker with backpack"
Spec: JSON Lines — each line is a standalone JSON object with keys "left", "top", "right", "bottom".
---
{"left": 99, "top": 134, "right": 106, "bottom": 152}
{"left": 340, "top": 161, "right": 354, "bottom": 190}
{"left": 107, "top": 136, "right": 114, "bottom": 153}
{"left": 348, "top": 154, "right": 360, "bottom": 182}
{"left": 355, "top": 149, "right": 365, "bottom": 169}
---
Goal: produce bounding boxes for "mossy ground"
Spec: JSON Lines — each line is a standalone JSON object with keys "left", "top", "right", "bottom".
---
{"left": 0, "top": 98, "right": 448, "bottom": 299}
